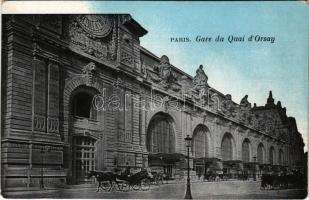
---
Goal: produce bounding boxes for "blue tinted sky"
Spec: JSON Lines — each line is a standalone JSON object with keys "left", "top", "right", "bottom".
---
{"left": 90, "top": 1, "right": 308, "bottom": 149}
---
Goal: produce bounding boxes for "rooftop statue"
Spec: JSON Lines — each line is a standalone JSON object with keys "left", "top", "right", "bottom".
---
{"left": 157, "top": 55, "right": 177, "bottom": 84}
{"left": 148, "top": 55, "right": 181, "bottom": 91}
{"left": 240, "top": 95, "right": 251, "bottom": 109}
{"left": 193, "top": 65, "right": 208, "bottom": 90}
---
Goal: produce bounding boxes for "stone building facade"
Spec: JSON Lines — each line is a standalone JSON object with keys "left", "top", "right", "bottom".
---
{"left": 1, "top": 14, "right": 305, "bottom": 188}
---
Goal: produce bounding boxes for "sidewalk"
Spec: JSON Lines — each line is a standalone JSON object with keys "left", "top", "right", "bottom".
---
{"left": 2, "top": 183, "right": 97, "bottom": 193}
{"left": 2, "top": 179, "right": 258, "bottom": 193}
{"left": 2, "top": 180, "right": 306, "bottom": 199}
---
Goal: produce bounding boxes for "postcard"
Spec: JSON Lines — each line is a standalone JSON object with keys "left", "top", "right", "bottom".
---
{"left": 1, "top": 1, "right": 308, "bottom": 199}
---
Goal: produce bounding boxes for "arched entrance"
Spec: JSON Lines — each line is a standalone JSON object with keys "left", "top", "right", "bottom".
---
{"left": 69, "top": 86, "right": 101, "bottom": 184}
{"left": 146, "top": 113, "right": 175, "bottom": 154}
{"left": 257, "top": 143, "right": 265, "bottom": 164}
{"left": 257, "top": 143, "right": 267, "bottom": 175}
{"left": 192, "top": 125, "right": 210, "bottom": 179}
{"left": 221, "top": 132, "right": 236, "bottom": 176}
{"left": 242, "top": 138, "right": 251, "bottom": 163}
{"left": 279, "top": 149, "right": 284, "bottom": 165}
{"left": 146, "top": 112, "right": 176, "bottom": 177}
{"left": 269, "top": 146, "right": 275, "bottom": 165}
{"left": 221, "top": 133, "right": 234, "bottom": 161}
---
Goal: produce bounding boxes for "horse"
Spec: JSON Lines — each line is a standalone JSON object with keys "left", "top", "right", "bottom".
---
{"left": 87, "top": 170, "right": 119, "bottom": 192}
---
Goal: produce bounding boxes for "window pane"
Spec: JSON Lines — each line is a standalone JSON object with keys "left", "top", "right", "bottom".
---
{"left": 257, "top": 144, "right": 264, "bottom": 164}
{"left": 147, "top": 116, "right": 175, "bottom": 153}
{"left": 269, "top": 147, "right": 274, "bottom": 164}
{"left": 194, "top": 129, "right": 207, "bottom": 158}
{"left": 242, "top": 140, "right": 250, "bottom": 163}
{"left": 221, "top": 134, "right": 233, "bottom": 161}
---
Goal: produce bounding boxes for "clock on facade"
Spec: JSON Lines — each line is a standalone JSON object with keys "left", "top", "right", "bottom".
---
{"left": 76, "top": 15, "right": 112, "bottom": 38}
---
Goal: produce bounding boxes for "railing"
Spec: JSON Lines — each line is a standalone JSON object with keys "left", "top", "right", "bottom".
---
{"left": 73, "top": 116, "right": 101, "bottom": 130}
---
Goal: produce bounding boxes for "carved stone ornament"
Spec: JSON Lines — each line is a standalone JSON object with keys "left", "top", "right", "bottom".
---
{"left": 147, "top": 55, "right": 181, "bottom": 92}
{"left": 82, "top": 62, "right": 97, "bottom": 86}
{"left": 208, "top": 93, "right": 220, "bottom": 112}
{"left": 76, "top": 15, "right": 112, "bottom": 38}
{"left": 221, "top": 94, "right": 237, "bottom": 118}
{"left": 33, "top": 115, "right": 45, "bottom": 131}
{"left": 193, "top": 65, "right": 208, "bottom": 90}
{"left": 120, "top": 51, "right": 133, "bottom": 66}
{"left": 112, "top": 77, "right": 124, "bottom": 89}
{"left": 69, "top": 15, "right": 117, "bottom": 61}
{"left": 47, "top": 117, "right": 59, "bottom": 133}
{"left": 240, "top": 95, "right": 251, "bottom": 109}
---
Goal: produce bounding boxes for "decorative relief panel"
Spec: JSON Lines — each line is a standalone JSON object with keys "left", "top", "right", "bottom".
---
{"left": 33, "top": 58, "right": 47, "bottom": 132}
{"left": 68, "top": 15, "right": 117, "bottom": 61}
{"left": 47, "top": 117, "right": 59, "bottom": 133}
{"left": 34, "top": 59, "right": 47, "bottom": 116}
{"left": 76, "top": 15, "right": 112, "bottom": 38}
{"left": 34, "top": 115, "right": 46, "bottom": 131}
{"left": 47, "top": 63, "right": 60, "bottom": 134}
{"left": 121, "top": 32, "right": 133, "bottom": 49}
{"left": 120, "top": 51, "right": 134, "bottom": 66}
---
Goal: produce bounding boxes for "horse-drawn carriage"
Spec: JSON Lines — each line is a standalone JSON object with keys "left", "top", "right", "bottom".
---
{"left": 116, "top": 169, "right": 151, "bottom": 191}
{"left": 148, "top": 171, "right": 164, "bottom": 185}
{"left": 260, "top": 172, "right": 306, "bottom": 190}
{"left": 87, "top": 169, "right": 153, "bottom": 192}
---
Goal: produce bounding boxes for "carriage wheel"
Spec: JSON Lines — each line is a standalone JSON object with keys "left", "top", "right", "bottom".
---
{"left": 121, "top": 182, "right": 130, "bottom": 192}
{"left": 132, "top": 183, "right": 140, "bottom": 191}
{"left": 156, "top": 177, "right": 163, "bottom": 185}
{"left": 101, "top": 181, "right": 111, "bottom": 191}
{"left": 151, "top": 178, "right": 157, "bottom": 185}
{"left": 141, "top": 179, "right": 150, "bottom": 191}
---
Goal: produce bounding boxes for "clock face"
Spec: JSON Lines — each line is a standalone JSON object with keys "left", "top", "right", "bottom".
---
{"left": 77, "top": 15, "right": 112, "bottom": 38}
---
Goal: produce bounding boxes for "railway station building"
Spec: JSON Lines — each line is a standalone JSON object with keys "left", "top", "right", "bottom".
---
{"left": 1, "top": 14, "right": 305, "bottom": 188}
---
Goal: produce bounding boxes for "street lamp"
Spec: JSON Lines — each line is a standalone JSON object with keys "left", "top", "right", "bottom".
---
{"left": 253, "top": 156, "right": 257, "bottom": 181}
{"left": 184, "top": 135, "right": 193, "bottom": 199}
{"left": 40, "top": 146, "right": 50, "bottom": 189}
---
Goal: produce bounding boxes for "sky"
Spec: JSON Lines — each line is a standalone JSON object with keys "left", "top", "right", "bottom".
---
{"left": 2, "top": 1, "right": 308, "bottom": 150}
{"left": 90, "top": 1, "right": 308, "bottom": 150}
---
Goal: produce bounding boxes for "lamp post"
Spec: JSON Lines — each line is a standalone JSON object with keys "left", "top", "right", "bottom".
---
{"left": 253, "top": 156, "right": 257, "bottom": 181}
{"left": 184, "top": 135, "right": 193, "bottom": 199}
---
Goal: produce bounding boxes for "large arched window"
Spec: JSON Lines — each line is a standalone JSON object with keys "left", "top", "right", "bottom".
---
{"left": 221, "top": 133, "right": 234, "bottom": 161}
{"left": 192, "top": 125, "right": 209, "bottom": 158}
{"left": 279, "top": 149, "right": 284, "bottom": 165}
{"left": 269, "top": 146, "right": 275, "bottom": 165}
{"left": 242, "top": 138, "right": 251, "bottom": 163}
{"left": 257, "top": 143, "right": 265, "bottom": 164}
{"left": 71, "top": 88, "right": 97, "bottom": 120}
{"left": 146, "top": 113, "right": 175, "bottom": 153}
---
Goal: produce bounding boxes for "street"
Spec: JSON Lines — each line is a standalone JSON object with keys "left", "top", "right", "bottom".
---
{"left": 2, "top": 180, "right": 307, "bottom": 199}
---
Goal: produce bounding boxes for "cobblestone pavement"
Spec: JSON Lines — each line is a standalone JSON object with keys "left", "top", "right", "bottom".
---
{"left": 2, "top": 180, "right": 307, "bottom": 199}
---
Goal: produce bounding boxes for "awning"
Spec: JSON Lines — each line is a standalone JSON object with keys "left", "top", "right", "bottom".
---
{"left": 259, "top": 164, "right": 272, "bottom": 171}
{"left": 193, "top": 157, "right": 221, "bottom": 164}
{"left": 272, "top": 165, "right": 281, "bottom": 172}
{"left": 223, "top": 160, "right": 242, "bottom": 166}
{"left": 209, "top": 161, "right": 223, "bottom": 171}
{"left": 223, "top": 160, "right": 243, "bottom": 171}
{"left": 148, "top": 153, "right": 186, "bottom": 164}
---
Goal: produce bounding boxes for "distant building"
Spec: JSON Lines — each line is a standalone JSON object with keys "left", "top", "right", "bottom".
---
{"left": 1, "top": 14, "right": 305, "bottom": 188}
